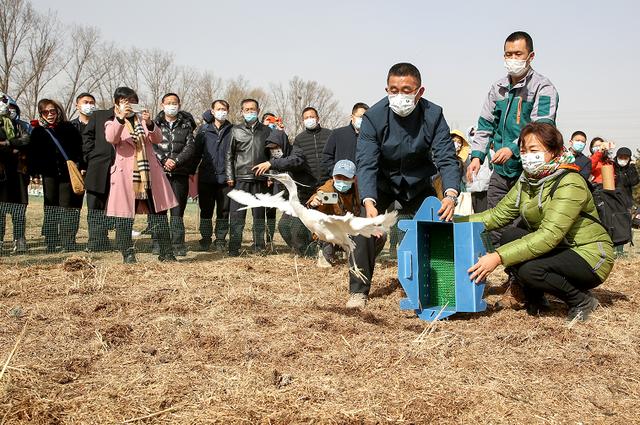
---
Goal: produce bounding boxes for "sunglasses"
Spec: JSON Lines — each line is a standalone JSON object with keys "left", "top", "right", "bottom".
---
{"left": 40, "top": 109, "right": 57, "bottom": 116}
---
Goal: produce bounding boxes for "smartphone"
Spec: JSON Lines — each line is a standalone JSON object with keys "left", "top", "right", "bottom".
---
{"left": 129, "top": 104, "right": 146, "bottom": 114}
{"left": 318, "top": 191, "right": 338, "bottom": 205}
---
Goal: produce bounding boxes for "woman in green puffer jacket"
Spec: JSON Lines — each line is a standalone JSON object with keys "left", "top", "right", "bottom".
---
{"left": 461, "top": 122, "right": 614, "bottom": 321}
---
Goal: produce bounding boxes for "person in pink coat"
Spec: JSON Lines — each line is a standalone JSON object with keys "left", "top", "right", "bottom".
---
{"left": 105, "top": 87, "right": 178, "bottom": 263}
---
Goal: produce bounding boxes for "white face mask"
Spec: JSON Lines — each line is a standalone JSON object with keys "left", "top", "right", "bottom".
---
{"left": 353, "top": 116, "right": 363, "bottom": 131}
{"left": 591, "top": 146, "right": 601, "bottom": 154}
{"left": 80, "top": 103, "right": 96, "bottom": 116}
{"left": 213, "top": 110, "right": 228, "bottom": 121}
{"left": 521, "top": 152, "right": 547, "bottom": 175}
{"left": 164, "top": 104, "right": 179, "bottom": 117}
{"left": 9, "top": 109, "right": 17, "bottom": 120}
{"left": 454, "top": 141, "right": 462, "bottom": 152}
{"left": 270, "top": 148, "right": 283, "bottom": 159}
{"left": 388, "top": 91, "right": 419, "bottom": 117}
{"left": 304, "top": 117, "right": 318, "bottom": 130}
{"left": 504, "top": 57, "right": 530, "bottom": 78}
{"left": 618, "top": 158, "right": 630, "bottom": 167}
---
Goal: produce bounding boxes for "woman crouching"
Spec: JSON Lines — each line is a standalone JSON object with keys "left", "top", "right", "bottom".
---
{"left": 105, "top": 87, "right": 178, "bottom": 263}
{"left": 462, "top": 122, "right": 614, "bottom": 321}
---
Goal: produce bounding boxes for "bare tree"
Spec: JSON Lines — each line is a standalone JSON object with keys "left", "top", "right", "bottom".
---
{"left": 270, "top": 76, "right": 344, "bottom": 135}
{"left": 0, "top": 0, "right": 34, "bottom": 94}
{"left": 139, "top": 48, "right": 175, "bottom": 116}
{"left": 192, "top": 70, "right": 223, "bottom": 118}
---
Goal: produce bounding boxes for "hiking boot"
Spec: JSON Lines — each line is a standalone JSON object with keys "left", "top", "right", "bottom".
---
{"left": 12, "top": 238, "right": 27, "bottom": 254}
{"left": 526, "top": 296, "right": 551, "bottom": 316}
{"left": 316, "top": 250, "right": 332, "bottom": 268}
{"left": 346, "top": 293, "right": 368, "bottom": 309}
{"left": 567, "top": 294, "right": 599, "bottom": 322}
{"left": 122, "top": 249, "right": 137, "bottom": 264}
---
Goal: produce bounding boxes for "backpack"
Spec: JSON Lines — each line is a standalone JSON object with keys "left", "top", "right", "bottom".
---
{"left": 549, "top": 170, "right": 632, "bottom": 245}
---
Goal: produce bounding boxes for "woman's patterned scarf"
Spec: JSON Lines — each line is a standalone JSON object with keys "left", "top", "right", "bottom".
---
{"left": 124, "top": 116, "right": 151, "bottom": 200}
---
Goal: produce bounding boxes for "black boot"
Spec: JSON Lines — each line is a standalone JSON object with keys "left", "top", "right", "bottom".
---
{"left": 152, "top": 215, "right": 176, "bottom": 262}
{"left": 122, "top": 248, "right": 137, "bottom": 264}
{"left": 199, "top": 218, "right": 213, "bottom": 251}
{"left": 170, "top": 216, "right": 186, "bottom": 256}
{"left": 567, "top": 293, "right": 599, "bottom": 322}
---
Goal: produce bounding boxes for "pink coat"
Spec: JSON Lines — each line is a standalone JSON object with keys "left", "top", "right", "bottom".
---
{"left": 105, "top": 119, "right": 178, "bottom": 218}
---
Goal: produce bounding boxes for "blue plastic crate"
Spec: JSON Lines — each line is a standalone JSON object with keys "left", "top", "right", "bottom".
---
{"left": 397, "top": 197, "right": 487, "bottom": 321}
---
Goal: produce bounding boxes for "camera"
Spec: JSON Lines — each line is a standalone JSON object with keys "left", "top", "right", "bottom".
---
{"left": 318, "top": 191, "right": 338, "bottom": 205}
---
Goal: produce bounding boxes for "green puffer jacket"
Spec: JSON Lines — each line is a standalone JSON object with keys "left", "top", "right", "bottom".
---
{"left": 458, "top": 170, "right": 614, "bottom": 282}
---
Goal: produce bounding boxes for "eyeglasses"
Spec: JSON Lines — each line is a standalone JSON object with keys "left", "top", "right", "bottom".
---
{"left": 40, "top": 109, "right": 57, "bottom": 116}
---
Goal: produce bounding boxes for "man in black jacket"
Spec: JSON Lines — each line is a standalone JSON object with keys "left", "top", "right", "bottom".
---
{"left": 321, "top": 102, "right": 369, "bottom": 181}
{"left": 293, "top": 107, "right": 331, "bottom": 186}
{"left": 568, "top": 130, "right": 591, "bottom": 182}
{"left": 225, "top": 98, "right": 271, "bottom": 256}
{"left": 614, "top": 147, "right": 639, "bottom": 208}
{"left": 82, "top": 107, "right": 116, "bottom": 251}
{"left": 253, "top": 129, "right": 316, "bottom": 255}
{"left": 194, "top": 99, "right": 232, "bottom": 251}
{"left": 153, "top": 93, "right": 197, "bottom": 256}
{"left": 71, "top": 93, "right": 96, "bottom": 135}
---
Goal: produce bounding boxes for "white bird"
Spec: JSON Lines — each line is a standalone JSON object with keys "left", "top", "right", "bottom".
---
{"left": 227, "top": 173, "right": 397, "bottom": 279}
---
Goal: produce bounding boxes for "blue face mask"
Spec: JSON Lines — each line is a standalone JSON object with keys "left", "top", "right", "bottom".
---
{"left": 243, "top": 112, "right": 258, "bottom": 123}
{"left": 572, "top": 141, "right": 586, "bottom": 153}
{"left": 333, "top": 180, "right": 353, "bottom": 193}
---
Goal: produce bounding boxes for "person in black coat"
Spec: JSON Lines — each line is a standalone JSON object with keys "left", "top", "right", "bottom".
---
{"left": 193, "top": 100, "right": 232, "bottom": 251}
{"left": 320, "top": 102, "right": 369, "bottom": 181}
{"left": 83, "top": 106, "right": 116, "bottom": 251}
{"left": 153, "top": 93, "right": 197, "bottom": 256}
{"left": 252, "top": 128, "right": 316, "bottom": 256}
{"left": 29, "top": 99, "right": 85, "bottom": 252}
{"left": 293, "top": 107, "right": 331, "bottom": 186}
{"left": 614, "top": 147, "right": 639, "bottom": 209}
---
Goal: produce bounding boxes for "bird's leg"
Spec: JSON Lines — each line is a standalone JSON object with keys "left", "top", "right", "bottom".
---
{"left": 348, "top": 252, "right": 368, "bottom": 283}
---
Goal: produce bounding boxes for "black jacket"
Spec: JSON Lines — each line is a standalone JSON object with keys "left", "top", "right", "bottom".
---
{"left": 573, "top": 151, "right": 592, "bottom": 182}
{"left": 321, "top": 122, "right": 357, "bottom": 181}
{"left": 615, "top": 161, "right": 639, "bottom": 209}
{"left": 29, "top": 121, "right": 84, "bottom": 180}
{"left": 225, "top": 121, "right": 271, "bottom": 182}
{"left": 194, "top": 110, "right": 232, "bottom": 184}
{"left": 153, "top": 110, "right": 197, "bottom": 175}
{"left": 356, "top": 97, "right": 460, "bottom": 202}
{"left": 293, "top": 125, "right": 331, "bottom": 186}
{"left": 265, "top": 129, "right": 316, "bottom": 201}
{"left": 83, "top": 108, "right": 116, "bottom": 194}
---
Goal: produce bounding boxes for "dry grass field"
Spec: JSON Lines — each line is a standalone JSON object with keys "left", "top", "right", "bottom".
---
{"left": 0, "top": 199, "right": 639, "bottom": 424}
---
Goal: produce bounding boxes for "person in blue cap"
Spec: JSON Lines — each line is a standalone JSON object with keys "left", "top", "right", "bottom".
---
{"left": 307, "top": 159, "right": 361, "bottom": 267}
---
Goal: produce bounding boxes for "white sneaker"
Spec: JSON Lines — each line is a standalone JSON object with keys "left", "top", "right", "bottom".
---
{"left": 316, "top": 251, "right": 332, "bottom": 268}
{"left": 346, "top": 293, "right": 368, "bottom": 309}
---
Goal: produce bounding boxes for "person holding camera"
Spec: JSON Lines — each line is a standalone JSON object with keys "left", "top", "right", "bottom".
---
{"left": 104, "top": 87, "right": 178, "bottom": 264}
{"left": 307, "top": 159, "right": 361, "bottom": 267}
{"left": 252, "top": 128, "right": 316, "bottom": 256}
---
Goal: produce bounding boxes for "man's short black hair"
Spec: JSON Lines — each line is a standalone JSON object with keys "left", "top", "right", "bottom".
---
{"left": 262, "top": 112, "right": 276, "bottom": 122}
{"left": 76, "top": 92, "right": 95, "bottom": 103}
{"left": 241, "top": 98, "right": 259, "bottom": 109}
{"left": 162, "top": 92, "right": 180, "bottom": 103}
{"left": 571, "top": 130, "right": 587, "bottom": 140}
{"left": 211, "top": 99, "right": 229, "bottom": 110}
{"left": 351, "top": 102, "right": 369, "bottom": 114}
{"left": 387, "top": 62, "right": 421, "bottom": 86}
{"left": 113, "top": 87, "right": 139, "bottom": 104}
{"left": 302, "top": 106, "right": 318, "bottom": 117}
{"left": 505, "top": 31, "right": 534, "bottom": 53}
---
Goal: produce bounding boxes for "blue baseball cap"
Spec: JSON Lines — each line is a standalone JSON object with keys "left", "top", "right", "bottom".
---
{"left": 332, "top": 160, "right": 356, "bottom": 178}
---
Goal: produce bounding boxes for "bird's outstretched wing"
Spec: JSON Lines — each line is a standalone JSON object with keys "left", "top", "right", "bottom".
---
{"left": 227, "top": 189, "right": 297, "bottom": 216}
{"left": 317, "top": 210, "right": 398, "bottom": 238}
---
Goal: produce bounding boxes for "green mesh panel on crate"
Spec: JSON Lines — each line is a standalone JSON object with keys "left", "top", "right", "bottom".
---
{"left": 428, "top": 225, "right": 456, "bottom": 307}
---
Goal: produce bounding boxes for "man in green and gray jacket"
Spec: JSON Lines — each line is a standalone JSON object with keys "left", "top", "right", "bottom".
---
{"left": 467, "top": 31, "right": 559, "bottom": 245}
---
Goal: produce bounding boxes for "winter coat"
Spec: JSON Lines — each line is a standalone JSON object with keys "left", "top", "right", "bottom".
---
{"left": 357, "top": 96, "right": 461, "bottom": 203}
{"left": 153, "top": 110, "right": 197, "bottom": 175}
{"left": 459, "top": 169, "right": 614, "bottom": 282}
{"left": 104, "top": 118, "right": 178, "bottom": 218}
{"left": 265, "top": 129, "right": 316, "bottom": 201}
{"left": 293, "top": 125, "right": 331, "bottom": 186}
{"left": 83, "top": 108, "right": 116, "bottom": 194}
{"left": 29, "top": 121, "right": 84, "bottom": 179}
{"left": 321, "top": 122, "right": 357, "bottom": 181}
{"left": 194, "top": 110, "right": 232, "bottom": 184}
{"left": 590, "top": 150, "right": 611, "bottom": 185}
{"left": 573, "top": 151, "right": 592, "bottom": 182}
{"left": 614, "top": 161, "right": 639, "bottom": 209}
{"left": 306, "top": 178, "right": 361, "bottom": 218}
{"left": 225, "top": 121, "right": 271, "bottom": 182}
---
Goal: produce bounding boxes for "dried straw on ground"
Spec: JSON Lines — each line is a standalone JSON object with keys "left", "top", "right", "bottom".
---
{"left": 0, "top": 249, "right": 638, "bottom": 424}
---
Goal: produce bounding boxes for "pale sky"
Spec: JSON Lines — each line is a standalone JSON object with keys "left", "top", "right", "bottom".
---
{"left": 31, "top": 0, "right": 640, "bottom": 153}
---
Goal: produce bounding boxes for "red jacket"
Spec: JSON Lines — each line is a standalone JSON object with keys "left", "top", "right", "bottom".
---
{"left": 590, "top": 150, "right": 610, "bottom": 185}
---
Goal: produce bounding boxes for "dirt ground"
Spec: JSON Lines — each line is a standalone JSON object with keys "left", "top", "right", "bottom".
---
{"left": 0, "top": 237, "right": 639, "bottom": 424}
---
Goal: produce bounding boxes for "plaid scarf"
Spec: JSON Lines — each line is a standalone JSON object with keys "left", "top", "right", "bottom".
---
{"left": 124, "top": 117, "right": 151, "bottom": 200}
